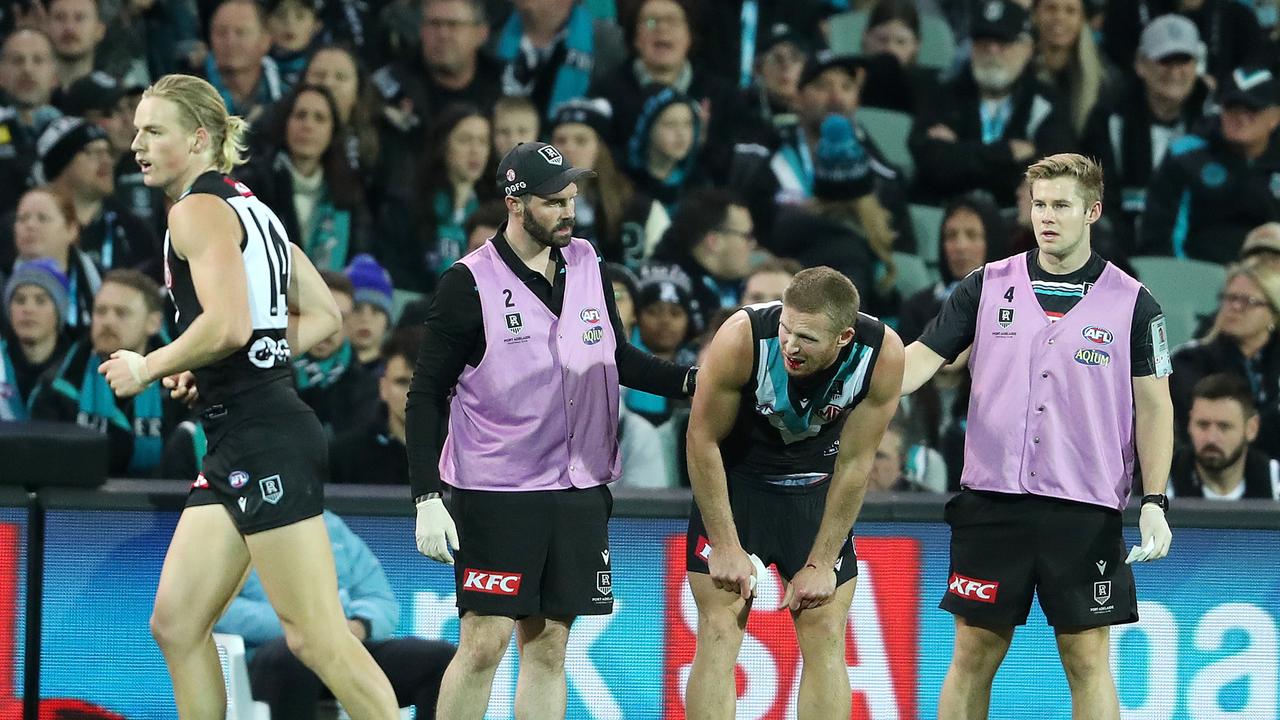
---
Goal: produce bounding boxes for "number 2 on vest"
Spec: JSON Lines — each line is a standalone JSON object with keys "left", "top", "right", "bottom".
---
{"left": 503, "top": 289, "right": 514, "bottom": 308}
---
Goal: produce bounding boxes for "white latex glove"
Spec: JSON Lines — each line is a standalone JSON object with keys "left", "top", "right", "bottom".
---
{"left": 1126, "top": 504, "right": 1172, "bottom": 564}
{"left": 415, "top": 497, "right": 459, "bottom": 564}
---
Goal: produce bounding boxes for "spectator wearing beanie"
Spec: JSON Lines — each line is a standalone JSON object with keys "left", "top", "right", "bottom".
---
{"left": 344, "top": 253, "right": 395, "bottom": 373}
{"left": 1, "top": 258, "right": 72, "bottom": 419}
{"left": 10, "top": 117, "right": 160, "bottom": 280}
{"left": 548, "top": 98, "right": 655, "bottom": 263}
{"left": 5, "top": 186, "right": 103, "bottom": 333}
{"left": 624, "top": 263, "right": 701, "bottom": 426}
{"left": 765, "top": 114, "right": 899, "bottom": 317}
{"left": 625, "top": 85, "right": 708, "bottom": 212}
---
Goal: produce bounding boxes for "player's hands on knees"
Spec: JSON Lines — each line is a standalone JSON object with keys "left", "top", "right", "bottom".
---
{"left": 162, "top": 372, "right": 200, "bottom": 407}
{"left": 1127, "top": 504, "right": 1172, "bottom": 564}
{"left": 415, "top": 497, "right": 460, "bottom": 564}
{"left": 781, "top": 563, "right": 837, "bottom": 611}
{"left": 709, "top": 544, "right": 757, "bottom": 600}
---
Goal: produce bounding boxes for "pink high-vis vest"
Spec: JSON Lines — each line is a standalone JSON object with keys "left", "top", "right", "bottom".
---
{"left": 963, "top": 253, "right": 1142, "bottom": 511}
{"left": 440, "top": 237, "right": 621, "bottom": 491}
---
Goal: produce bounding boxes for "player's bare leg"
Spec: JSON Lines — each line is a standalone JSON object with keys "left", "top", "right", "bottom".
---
{"left": 685, "top": 572, "right": 751, "bottom": 720}
{"left": 792, "top": 578, "right": 857, "bottom": 720}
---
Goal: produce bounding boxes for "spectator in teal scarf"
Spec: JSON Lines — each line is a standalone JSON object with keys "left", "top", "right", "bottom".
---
{"left": 240, "top": 84, "right": 370, "bottom": 271}
{"left": 29, "top": 269, "right": 182, "bottom": 476}
{"left": 291, "top": 271, "right": 379, "bottom": 437}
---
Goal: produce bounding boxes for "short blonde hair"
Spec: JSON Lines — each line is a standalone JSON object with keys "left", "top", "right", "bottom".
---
{"left": 1025, "top": 153, "right": 1104, "bottom": 208}
{"left": 143, "top": 74, "right": 249, "bottom": 173}
{"left": 782, "top": 266, "right": 860, "bottom": 332}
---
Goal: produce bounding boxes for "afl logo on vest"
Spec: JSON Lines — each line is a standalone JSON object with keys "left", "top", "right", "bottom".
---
{"left": 1074, "top": 348, "right": 1111, "bottom": 367}
{"left": 1081, "top": 325, "right": 1113, "bottom": 345}
{"left": 582, "top": 326, "right": 604, "bottom": 345}
{"left": 580, "top": 307, "right": 600, "bottom": 324}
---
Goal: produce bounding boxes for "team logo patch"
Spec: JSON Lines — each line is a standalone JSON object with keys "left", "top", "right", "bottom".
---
{"left": 580, "top": 307, "right": 601, "bottom": 323}
{"left": 1093, "top": 580, "right": 1112, "bottom": 607}
{"left": 505, "top": 312, "right": 523, "bottom": 335}
{"left": 582, "top": 326, "right": 604, "bottom": 345}
{"left": 538, "top": 145, "right": 564, "bottom": 166}
{"left": 998, "top": 307, "right": 1014, "bottom": 328}
{"left": 1074, "top": 348, "right": 1111, "bottom": 367}
{"left": 229, "top": 470, "right": 249, "bottom": 489}
{"left": 1081, "top": 325, "right": 1113, "bottom": 345}
{"left": 596, "top": 570, "right": 612, "bottom": 596}
{"left": 462, "top": 569, "right": 522, "bottom": 595}
{"left": 259, "top": 475, "right": 283, "bottom": 505}
{"left": 506, "top": 168, "right": 516, "bottom": 182}
{"left": 948, "top": 572, "right": 999, "bottom": 603}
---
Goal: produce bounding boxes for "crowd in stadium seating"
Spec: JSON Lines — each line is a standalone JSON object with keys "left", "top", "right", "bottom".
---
{"left": 1, "top": 0, "right": 1279, "bottom": 501}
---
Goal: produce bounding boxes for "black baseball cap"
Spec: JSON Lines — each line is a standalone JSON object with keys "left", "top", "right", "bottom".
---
{"left": 972, "top": 0, "right": 1030, "bottom": 43}
{"left": 495, "top": 141, "right": 596, "bottom": 198}
{"left": 799, "top": 49, "right": 869, "bottom": 89}
{"left": 60, "top": 71, "right": 125, "bottom": 116}
{"left": 1221, "top": 66, "right": 1280, "bottom": 110}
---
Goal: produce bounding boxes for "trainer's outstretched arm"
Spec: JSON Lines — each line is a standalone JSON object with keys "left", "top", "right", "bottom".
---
{"left": 900, "top": 340, "right": 950, "bottom": 395}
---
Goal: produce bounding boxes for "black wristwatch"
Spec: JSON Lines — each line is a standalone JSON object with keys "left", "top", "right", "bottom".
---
{"left": 1141, "top": 494, "right": 1169, "bottom": 512}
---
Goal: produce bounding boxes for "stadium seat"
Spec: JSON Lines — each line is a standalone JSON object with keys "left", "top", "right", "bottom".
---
{"left": 825, "top": 10, "right": 957, "bottom": 70}
{"left": 858, "top": 107, "right": 914, "bottom": 182}
{"left": 1130, "top": 256, "right": 1227, "bottom": 348}
{"left": 893, "top": 252, "right": 936, "bottom": 298}
{"left": 213, "top": 633, "right": 271, "bottom": 720}
{"left": 907, "top": 204, "right": 945, "bottom": 268}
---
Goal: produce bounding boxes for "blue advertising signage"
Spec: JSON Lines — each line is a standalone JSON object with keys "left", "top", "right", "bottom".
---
{"left": 31, "top": 510, "right": 1280, "bottom": 719}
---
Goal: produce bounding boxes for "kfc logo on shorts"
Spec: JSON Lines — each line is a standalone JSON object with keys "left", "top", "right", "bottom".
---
{"left": 229, "top": 470, "right": 249, "bottom": 489}
{"left": 462, "top": 569, "right": 523, "bottom": 596}
{"left": 948, "top": 572, "right": 999, "bottom": 603}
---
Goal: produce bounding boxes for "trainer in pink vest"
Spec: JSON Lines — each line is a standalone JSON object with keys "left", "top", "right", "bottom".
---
{"left": 440, "top": 237, "right": 621, "bottom": 491}
{"left": 964, "top": 253, "right": 1142, "bottom": 511}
